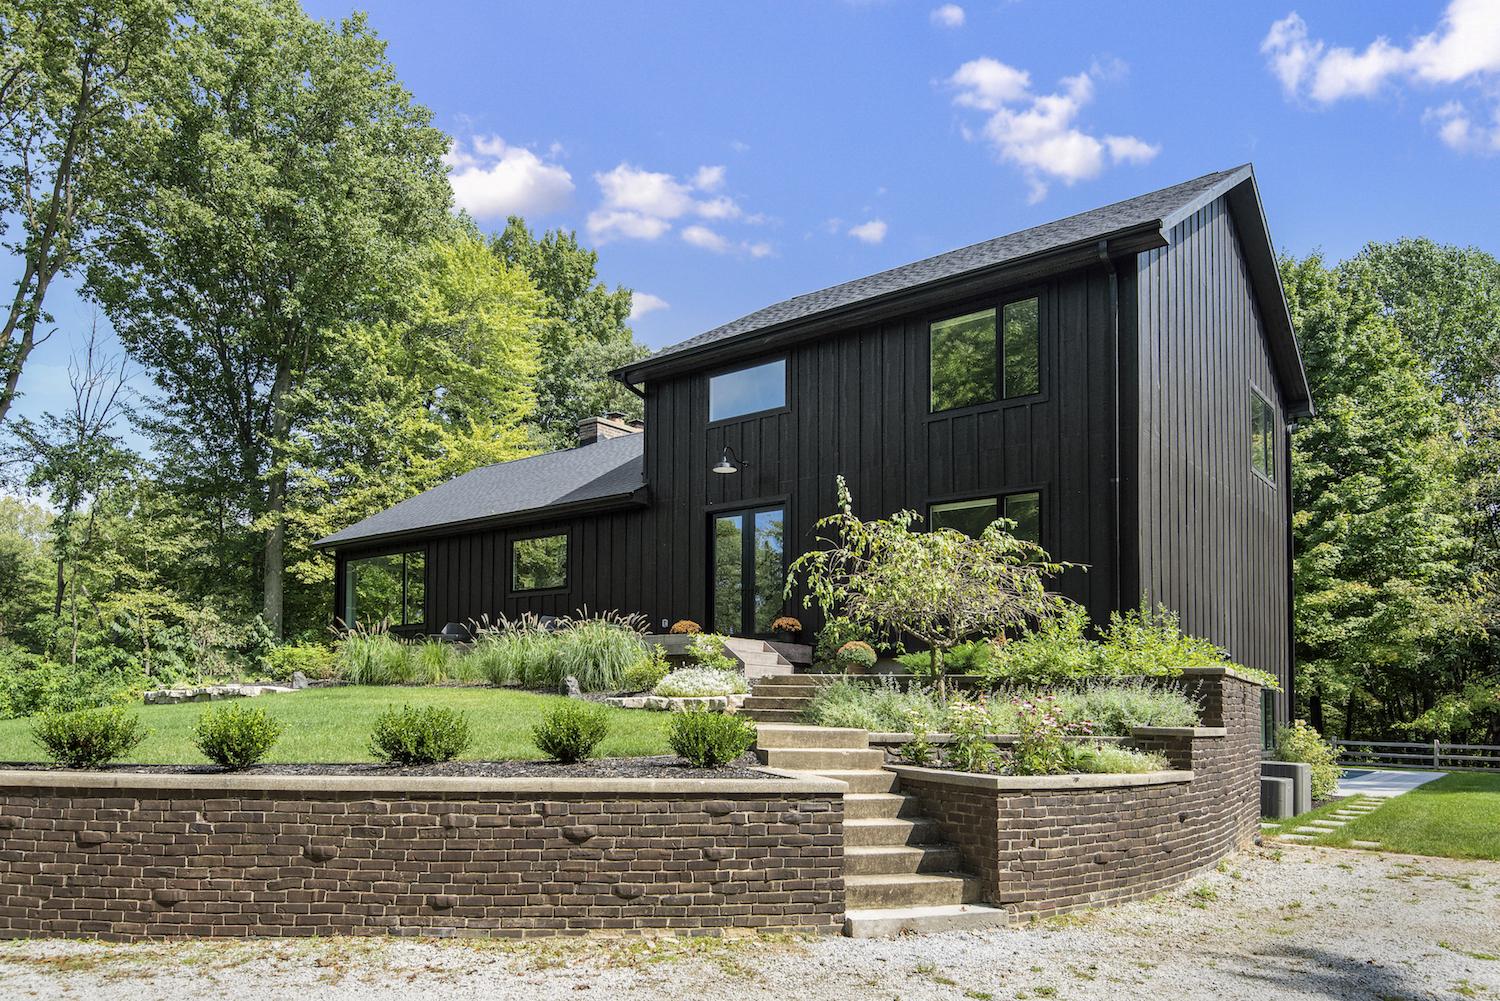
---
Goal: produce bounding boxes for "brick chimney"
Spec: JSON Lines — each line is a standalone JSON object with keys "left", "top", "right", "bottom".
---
{"left": 577, "top": 412, "right": 643, "bottom": 446}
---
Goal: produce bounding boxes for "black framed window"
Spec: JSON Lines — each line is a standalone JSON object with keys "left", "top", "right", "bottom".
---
{"left": 929, "top": 296, "right": 1040, "bottom": 413}
{"left": 512, "top": 533, "right": 568, "bottom": 592}
{"left": 712, "top": 506, "right": 784, "bottom": 635}
{"left": 709, "top": 359, "right": 786, "bottom": 422}
{"left": 1251, "top": 387, "right": 1276, "bottom": 483}
{"left": 929, "top": 490, "right": 1041, "bottom": 544}
{"left": 1262, "top": 689, "right": 1277, "bottom": 750}
{"left": 344, "top": 550, "right": 425, "bottom": 627}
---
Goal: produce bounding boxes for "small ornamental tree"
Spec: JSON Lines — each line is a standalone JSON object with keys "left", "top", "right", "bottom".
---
{"left": 787, "top": 476, "right": 1071, "bottom": 694}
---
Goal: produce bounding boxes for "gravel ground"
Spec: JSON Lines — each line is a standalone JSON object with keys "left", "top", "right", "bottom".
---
{"left": 4, "top": 844, "right": 1499, "bottom": 1001}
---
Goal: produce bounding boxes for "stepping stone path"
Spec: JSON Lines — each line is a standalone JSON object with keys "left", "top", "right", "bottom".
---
{"left": 1276, "top": 795, "right": 1384, "bottom": 847}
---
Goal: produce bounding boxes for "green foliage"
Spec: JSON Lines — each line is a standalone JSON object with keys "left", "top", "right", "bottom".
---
{"left": 666, "top": 711, "right": 757, "bottom": 768}
{"left": 813, "top": 617, "right": 873, "bottom": 671}
{"left": 1275, "top": 720, "right": 1342, "bottom": 800}
{"left": 1062, "top": 680, "right": 1200, "bottom": 733}
{"left": 944, "top": 697, "right": 1001, "bottom": 773}
{"left": 368, "top": 704, "right": 473, "bottom": 765}
{"left": 530, "top": 701, "right": 610, "bottom": 764}
{"left": 31, "top": 705, "right": 148, "bottom": 768}
{"left": 803, "top": 678, "right": 946, "bottom": 732}
{"left": 652, "top": 668, "right": 748, "bottom": 698}
{"left": 335, "top": 631, "right": 411, "bottom": 685}
{"left": 788, "top": 476, "right": 1070, "bottom": 692}
{"left": 686, "top": 633, "right": 736, "bottom": 673}
{"left": 620, "top": 645, "right": 671, "bottom": 693}
{"left": 266, "top": 643, "right": 336, "bottom": 683}
{"left": 468, "top": 631, "right": 528, "bottom": 687}
{"left": 1007, "top": 694, "right": 1087, "bottom": 775}
{"left": 192, "top": 703, "right": 285, "bottom": 770}
{"left": 897, "top": 711, "right": 938, "bottom": 766}
{"left": 1065, "top": 742, "right": 1169, "bottom": 775}
{"left": 896, "top": 639, "right": 996, "bottom": 675}
{"left": 1404, "top": 679, "right": 1500, "bottom": 745}
{"left": 552, "top": 616, "right": 647, "bottom": 692}
{"left": 835, "top": 640, "right": 877, "bottom": 672}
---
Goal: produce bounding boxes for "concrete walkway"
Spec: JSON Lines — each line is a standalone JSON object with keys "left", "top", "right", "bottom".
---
{"left": 1335, "top": 767, "right": 1445, "bottom": 799}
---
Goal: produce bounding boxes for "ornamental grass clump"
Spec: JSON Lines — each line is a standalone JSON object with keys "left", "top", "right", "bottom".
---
{"left": 368, "top": 705, "right": 472, "bottom": 765}
{"left": 32, "top": 706, "right": 148, "bottom": 769}
{"left": 667, "top": 710, "right": 757, "bottom": 767}
{"left": 193, "top": 703, "right": 285, "bottom": 770}
{"left": 552, "top": 615, "right": 647, "bottom": 692}
{"left": 531, "top": 701, "right": 611, "bottom": 763}
{"left": 653, "top": 668, "right": 748, "bottom": 698}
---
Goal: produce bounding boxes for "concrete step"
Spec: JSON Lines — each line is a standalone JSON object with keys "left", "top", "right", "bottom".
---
{"left": 758, "top": 747, "right": 885, "bottom": 771}
{"left": 845, "top": 817, "right": 940, "bottom": 847}
{"left": 845, "top": 873, "right": 978, "bottom": 909}
{"left": 818, "top": 769, "right": 899, "bottom": 794}
{"left": 845, "top": 844, "right": 967, "bottom": 876}
{"left": 844, "top": 793, "right": 913, "bottom": 820}
{"left": 742, "top": 709, "right": 806, "bottom": 723}
{"left": 755, "top": 724, "right": 869, "bottom": 749}
{"left": 737, "top": 650, "right": 786, "bottom": 666}
{"left": 843, "top": 903, "right": 1009, "bottom": 938}
{"left": 743, "top": 695, "right": 814, "bottom": 711}
{"left": 745, "top": 666, "right": 795, "bottom": 680}
{"left": 754, "top": 674, "right": 832, "bottom": 688}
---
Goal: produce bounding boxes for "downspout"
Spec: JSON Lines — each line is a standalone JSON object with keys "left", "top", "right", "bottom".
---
{"left": 1098, "top": 239, "right": 1124, "bottom": 613}
{"left": 1285, "top": 420, "right": 1297, "bottom": 724}
{"left": 612, "top": 370, "right": 647, "bottom": 399}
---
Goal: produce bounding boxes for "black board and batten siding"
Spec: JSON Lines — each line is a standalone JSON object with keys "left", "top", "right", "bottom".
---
{"left": 1130, "top": 197, "right": 1291, "bottom": 706}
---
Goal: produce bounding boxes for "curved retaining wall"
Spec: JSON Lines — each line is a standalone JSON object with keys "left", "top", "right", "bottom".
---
{"left": 891, "top": 670, "right": 1263, "bottom": 918}
{"left": 0, "top": 771, "right": 844, "bottom": 941}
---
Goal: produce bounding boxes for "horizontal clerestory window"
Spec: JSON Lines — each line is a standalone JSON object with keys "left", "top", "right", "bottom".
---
{"left": 929, "top": 491, "right": 1041, "bottom": 544}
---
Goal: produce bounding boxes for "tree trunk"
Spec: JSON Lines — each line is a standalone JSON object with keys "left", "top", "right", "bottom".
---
{"left": 1309, "top": 688, "right": 1325, "bottom": 734}
{"left": 261, "top": 358, "right": 292, "bottom": 639}
{"left": 1342, "top": 687, "right": 1359, "bottom": 741}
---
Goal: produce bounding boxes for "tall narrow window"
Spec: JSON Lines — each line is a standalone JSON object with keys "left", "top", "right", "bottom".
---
{"left": 512, "top": 533, "right": 568, "bottom": 592}
{"left": 344, "top": 551, "right": 424, "bottom": 627}
{"left": 1251, "top": 387, "right": 1276, "bottom": 482}
{"left": 1003, "top": 491, "right": 1041, "bottom": 543}
{"left": 712, "top": 506, "right": 785, "bottom": 635}
{"left": 1002, "top": 297, "right": 1040, "bottom": 398}
{"left": 709, "top": 359, "right": 786, "bottom": 422}
{"left": 929, "top": 296, "right": 1041, "bottom": 413}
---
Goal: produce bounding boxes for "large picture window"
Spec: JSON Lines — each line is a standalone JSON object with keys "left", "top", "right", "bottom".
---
{"left": 512, "top": 533, "right": 568, "bottom": 592}
{"left": 1251, "top": 387, "right": 1276, "bottom": 483}
{"left": 929, "top": 296, "right": 1040, "bottom": 412}
{"left": 709, "top": 359, "right": 786, "bottom": 422}
{"left": 344, "top": 550, "right": 424, "bottom": 627}
{"left": 929, "top": 491, "right": 1041, "bottom": 544}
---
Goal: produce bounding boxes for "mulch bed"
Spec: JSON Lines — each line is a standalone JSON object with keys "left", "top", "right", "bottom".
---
{"left": 0, "top": 753, "right": 771, "bottom": 781}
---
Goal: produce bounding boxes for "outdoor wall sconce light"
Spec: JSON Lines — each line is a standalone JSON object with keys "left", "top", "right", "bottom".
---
{"left": 712, "top": 445, "right": 748, "bottom": 475}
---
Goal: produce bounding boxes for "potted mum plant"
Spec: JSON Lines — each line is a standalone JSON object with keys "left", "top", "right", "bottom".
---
{"left": 770, "top": 615, "right": 802, "bottom": 643}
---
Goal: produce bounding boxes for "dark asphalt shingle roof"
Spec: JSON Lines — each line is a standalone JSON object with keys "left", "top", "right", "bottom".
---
{"left": 634, "top": 166, "right": 1248, "bottom": 369}
{"left": 314, "top": 433, "right": 644, "bottom": 548}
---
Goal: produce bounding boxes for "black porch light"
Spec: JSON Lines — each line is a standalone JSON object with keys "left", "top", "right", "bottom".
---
{"left": 712, "top": 445, "right": 747, "bottom": 475}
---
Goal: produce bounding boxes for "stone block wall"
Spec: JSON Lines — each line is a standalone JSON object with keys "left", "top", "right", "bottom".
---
{"left": 0, "top": 775, "right": 844, "bottom": 941}
{"left": 893, "top": 669, "right": 1263, "bottom": 918}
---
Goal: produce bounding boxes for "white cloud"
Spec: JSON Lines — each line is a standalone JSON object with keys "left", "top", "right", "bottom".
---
{"left": 747, "top": 241, "right": 773, "bottom": 258}
{"left": 930, "top": 3, "right": 964, "bottom": 28}
{"left": 445, "top": 136, "right": 574, "bottom": 220}
{"left": 586, "top": 162, "right": 769, "bottom": 252}
{"left": 1262, "top": 2, "right": 1500, "bottom": 154}
{"left": 948, "top": 59, "right": 1158, "bottom": 201}
{"left": 848, "top": 219, "right": 888, "bottom": 244}
{"left": 681, "top": 225, "right": 731, "bottom": 253}
{"left": 628, "top": 292, "right": 670, "bottom": 321}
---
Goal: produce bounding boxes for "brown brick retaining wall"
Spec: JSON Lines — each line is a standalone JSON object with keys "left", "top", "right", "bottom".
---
{"left": 0, "top": 773, "right": 844, "bottom": 941}
{"left": 892, "top": 669, "right": 1263, "bottom": 918}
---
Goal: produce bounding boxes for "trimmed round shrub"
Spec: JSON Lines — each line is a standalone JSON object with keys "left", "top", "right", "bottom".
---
{"left": 653, "top": 668, "right": 749, "bottom": 698}
{"left": 531, "top": 701, "right": 611, "bottom": 763}
{"left": 193, "top": 703, "right": 285, "bottom": 770}
{"left": 668, "top": 711, "right": 758, "bottom": 768}
{"left": 835, "top": 640, "right": 877, "bottom": 673}
{"left": 31, "top": 706, "right": 148, "bottom": 769}
{"left": 368, "top": 704, "right": 472, "bottom": 765}
{"left": 620, "top": 646, "right": 671, "bottom": 693}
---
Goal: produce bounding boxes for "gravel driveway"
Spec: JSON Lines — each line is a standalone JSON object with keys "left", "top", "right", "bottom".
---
{"left": 5, "top": 844, "right": 1499, "bottom": 1001}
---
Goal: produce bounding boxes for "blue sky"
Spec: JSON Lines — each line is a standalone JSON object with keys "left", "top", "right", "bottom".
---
{"left": 11, "top": 0, "right": 1500, "bottom": 429}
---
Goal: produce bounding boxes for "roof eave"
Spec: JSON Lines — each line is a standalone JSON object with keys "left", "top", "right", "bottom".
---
{"left": 614, "top": 221, "right": 1169, "bottom": 384}
{"left": 312, "top": 486, "right": 650, "bottom": 553}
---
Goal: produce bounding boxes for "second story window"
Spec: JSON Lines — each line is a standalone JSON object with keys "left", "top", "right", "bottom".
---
{"left": 930, "top": 296, "right": 1040, "bottom": 412}
{"left": 929, "top": 490, "right": 1042, "bottom": 543}
{"left": 709, "top": 359, "right": 786, "bottom": 422}
{"left": 1250, "top": 387, "right": 1276, "bottom": 483}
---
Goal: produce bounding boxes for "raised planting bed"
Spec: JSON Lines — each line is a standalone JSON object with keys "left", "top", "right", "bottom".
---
{"left": 0, "top": 764, "right": 845, "bottom": 941}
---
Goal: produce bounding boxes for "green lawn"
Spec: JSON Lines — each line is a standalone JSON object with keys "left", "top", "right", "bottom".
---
{"left": 0, "top": 687, "right": 672, "bottom": 765}
{"left": 1270, "top": 773, "right": 1500, "bottom": 861}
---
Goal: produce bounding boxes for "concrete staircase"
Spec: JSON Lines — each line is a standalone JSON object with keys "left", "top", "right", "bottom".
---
{"left": 741, "top": 673, "right": 820, "bottom": 723}
{"left": 722, "top": 637, "right": 796, "bottom": 680}
{"left": 756, "top": 724, "right": 1009, "bottom": 937}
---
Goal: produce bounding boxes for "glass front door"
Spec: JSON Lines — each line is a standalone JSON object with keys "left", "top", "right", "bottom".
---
{"left": 712, "top": 506, "right": 784, "bottom": 636}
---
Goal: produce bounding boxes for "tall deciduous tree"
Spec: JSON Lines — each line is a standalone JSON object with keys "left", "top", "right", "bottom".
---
{"left": 0, "top": 0, "right": 177, "bottom": 427}
{"left": 491, "top": 216, "right": 648, "bottom": 450}
{"left": 87, "top": 0, "right": 452, "bottom": 637}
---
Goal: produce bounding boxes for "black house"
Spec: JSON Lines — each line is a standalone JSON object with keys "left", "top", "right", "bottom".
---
{"left": 315, "top": 164, "right": 1312, "bottom": 720}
